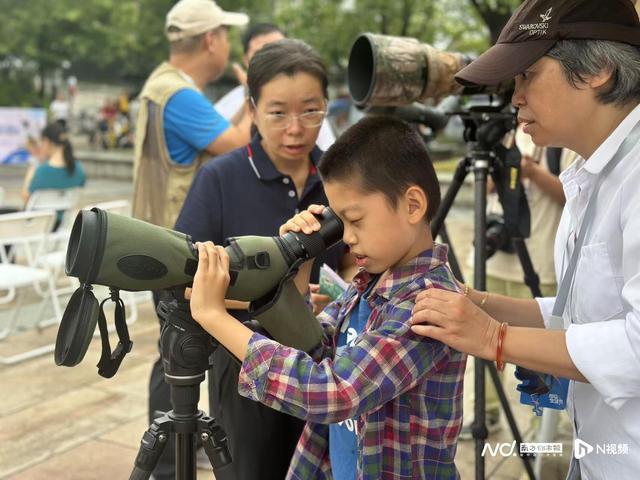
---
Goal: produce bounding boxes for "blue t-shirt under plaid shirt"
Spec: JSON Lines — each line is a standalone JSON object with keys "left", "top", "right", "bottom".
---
{"left": 238, "top": 244, "right": 467, "bottom": 479}
{"left": 330, "top": 276, "right": 378, "bottom": 479}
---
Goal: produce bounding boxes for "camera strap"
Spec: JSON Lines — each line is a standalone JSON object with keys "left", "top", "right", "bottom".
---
{"left": 96, "top": 288, "right": 133, "bottom": 378}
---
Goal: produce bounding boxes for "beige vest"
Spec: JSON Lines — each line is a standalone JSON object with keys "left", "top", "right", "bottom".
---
{"left": 132, "top": 62, "right": 210, "bottom": 228}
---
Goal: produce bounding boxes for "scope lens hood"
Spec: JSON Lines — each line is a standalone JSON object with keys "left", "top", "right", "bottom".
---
{"left": 65, "top": 209, "right": 107, "bottom": 283}
{"left": 55, "top": 285, "right": 100, "bottom": 367}
{"left": 348, "top": 34, "right": 376, "bottom": 106}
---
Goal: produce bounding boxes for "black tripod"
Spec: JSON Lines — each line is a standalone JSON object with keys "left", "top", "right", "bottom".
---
{"left": 130, "top": 299, "right": 231, "bottom": 480}
{"left": 430, "top": 106, "right": 539, "bottom": 480}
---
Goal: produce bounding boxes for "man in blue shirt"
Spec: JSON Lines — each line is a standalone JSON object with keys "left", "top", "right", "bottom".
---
{"left": 132, "top": 0, "right": 251, "bottom": 229}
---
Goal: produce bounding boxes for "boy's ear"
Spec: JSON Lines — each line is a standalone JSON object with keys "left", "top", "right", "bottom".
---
{"left": 404, "top": 186, "right": 428, "bottom": 223}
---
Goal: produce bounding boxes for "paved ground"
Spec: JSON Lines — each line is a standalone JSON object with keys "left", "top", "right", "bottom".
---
{"left": 0, "top": 169, "right": 571, "bottom": 479}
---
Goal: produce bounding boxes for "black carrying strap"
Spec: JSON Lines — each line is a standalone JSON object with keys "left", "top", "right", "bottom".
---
{"left": 96, "top": 288, "right": 133, "bottom": 378}
{"left": 496, "top": 143, "right": 531, "bottom": 239}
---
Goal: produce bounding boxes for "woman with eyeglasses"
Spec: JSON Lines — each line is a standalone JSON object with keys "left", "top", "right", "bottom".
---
{"left": 174, "top": 38, "right": 355, "bottom": 480}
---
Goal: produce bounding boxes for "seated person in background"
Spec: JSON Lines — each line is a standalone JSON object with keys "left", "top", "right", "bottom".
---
{"left": 21, "top": 122, "right": 86, "bottom": 229}
{"left": 186, "top": 116, "right": 467, "bottom": 479}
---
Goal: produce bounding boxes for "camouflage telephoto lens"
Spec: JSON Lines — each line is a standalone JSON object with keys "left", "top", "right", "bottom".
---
{"left": 347, "top": 33, "right": 470, "bottom": 106}
{"left": 348, "top": 33, "right": 508, "bottom": 107}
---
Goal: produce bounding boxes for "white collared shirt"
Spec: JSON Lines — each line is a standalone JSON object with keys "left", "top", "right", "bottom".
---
{"left": 536, "top": 104, "right": 640, "bottom": 479}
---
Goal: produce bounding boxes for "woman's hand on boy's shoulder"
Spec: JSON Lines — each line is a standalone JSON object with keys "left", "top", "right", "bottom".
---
{"left": 279, "top": 204, "right": 326, "bottom": 236}
{"left": 410, "top": 287, "right": 500, "bottom": 360}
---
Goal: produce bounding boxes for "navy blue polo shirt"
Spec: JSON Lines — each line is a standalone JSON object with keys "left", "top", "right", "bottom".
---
{"left": 175, "top": 134, "right": 343, "bottom": 323}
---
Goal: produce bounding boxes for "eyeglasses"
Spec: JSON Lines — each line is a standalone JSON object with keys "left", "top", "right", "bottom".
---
{"left": 251, "top": 97, "right": 326, "bottom": 130}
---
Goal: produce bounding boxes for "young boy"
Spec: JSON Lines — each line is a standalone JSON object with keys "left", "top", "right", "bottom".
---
{"left": 187, "top": 116, "right": 466, "bottom": 479}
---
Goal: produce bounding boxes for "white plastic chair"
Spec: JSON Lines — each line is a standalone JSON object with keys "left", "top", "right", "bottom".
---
{"left": 25, "top": 188, "right": 83, "bottom": 301}
{"left": 26, "top": 187, "right": 82, "bottom": 214}
{"left": 84, "top": 199, "right": 131, "bottom": 216}
{"left": 0, "top": 210, "right": 59, "bottom": 365}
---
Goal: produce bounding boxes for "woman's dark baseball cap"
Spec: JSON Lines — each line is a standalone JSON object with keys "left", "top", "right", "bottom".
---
{"left": 455, "top": 0, "right": 640, "bottom": 87}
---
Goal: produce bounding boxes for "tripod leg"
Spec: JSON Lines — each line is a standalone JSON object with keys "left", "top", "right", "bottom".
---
{"left": 130, "top": 415, "right": 172, "bottom": 480}
{"left": 431, "top": 156, "right": 470, "bottom": 238}
{"left": 198, "top": 415, "right": 232, "bottom": 472}
{"left": 471, "top": 158, "right": 490, "bottom": 480}
{"left": 439, "top": 224, "right": 464, "bottom": 281}
{"left": 487, "top": 362, "right": 537, "bottom": 480}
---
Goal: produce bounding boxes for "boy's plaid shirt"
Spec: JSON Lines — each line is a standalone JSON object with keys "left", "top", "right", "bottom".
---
{"left": 238, "top": 244, "right": 467, "bottom": 479}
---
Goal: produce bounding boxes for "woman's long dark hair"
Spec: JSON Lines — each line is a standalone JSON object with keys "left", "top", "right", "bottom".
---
{"left": 41, "top": 122, "right": 76, "bottom": 175}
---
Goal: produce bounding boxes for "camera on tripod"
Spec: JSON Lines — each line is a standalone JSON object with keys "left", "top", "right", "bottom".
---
{"left": 485, "top": 214, "right": 516, "bottom": 258}
{"left": 56, "top": 206, "right": 344, "bottom": 373}
{"left": 347, "top": 32, "right": 528, "bottom": 254}
{"left": 346, "top": 32, "right": 521, "bottom": 152}
{"left": 347, "top": 33, "right": 513, "bottom": 107}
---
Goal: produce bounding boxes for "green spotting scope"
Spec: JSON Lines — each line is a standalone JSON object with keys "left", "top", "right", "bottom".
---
{"left": 55, "top": 207, "right": 343, "bottom": 372}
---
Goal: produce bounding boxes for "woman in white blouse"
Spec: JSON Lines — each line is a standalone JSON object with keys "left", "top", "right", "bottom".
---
{"left": 411, "top": 1, "right": 640, "bottom": 478}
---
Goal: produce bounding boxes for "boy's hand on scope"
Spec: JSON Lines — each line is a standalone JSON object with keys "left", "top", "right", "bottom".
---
{"left": 279, "top": 204, "right": 325, "bottom": 236}
{"left": 279, "top": 204, "right": 326, "bottom": 295}
{"left": 185, "top": 242, "right": 230, "bottom": 325}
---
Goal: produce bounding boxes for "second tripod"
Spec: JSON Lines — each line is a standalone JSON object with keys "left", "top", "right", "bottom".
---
{"left": 431, "top": 105, "right": 538, "bottom": 480}
{"left": 130, "top": 299, "right": 231, "bottom": 480}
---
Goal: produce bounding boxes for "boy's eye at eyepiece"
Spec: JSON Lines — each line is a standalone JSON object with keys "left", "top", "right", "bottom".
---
{"left": 56, "top": 207, "right": 343, "bottom": 370}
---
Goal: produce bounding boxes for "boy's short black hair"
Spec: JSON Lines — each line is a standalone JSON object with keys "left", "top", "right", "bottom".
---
{"left": 318, "top": 115, "right": 441, "bottom": 221}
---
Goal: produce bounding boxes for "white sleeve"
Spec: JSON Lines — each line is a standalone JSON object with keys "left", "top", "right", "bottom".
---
{"left": 535, "top": 296, "right": 556, "bottom": 329}
{"left": 566, "top": 317, "right": 640, "bottom": 410}
{"left": 214, "top": 86, "right": 244, "bottom": 121}
{"left": 316, "top": 119, "right": 335, "bottom": 151}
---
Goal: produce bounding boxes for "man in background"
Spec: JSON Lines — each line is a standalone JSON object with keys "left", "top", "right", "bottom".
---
{"left": 132, "top": 0, "right": 250, "bottom": 230}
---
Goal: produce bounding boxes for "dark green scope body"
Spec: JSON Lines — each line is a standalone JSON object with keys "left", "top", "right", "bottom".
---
{"left": 65, "top": 207, "right": 343, "bottom": 301}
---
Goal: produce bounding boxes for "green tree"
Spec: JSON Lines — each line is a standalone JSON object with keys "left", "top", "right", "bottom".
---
{"left": 0, "top": 0, "right": 175, "bottom": 103}
{"left": 468, "top": 0, "right": 523, "bottom": 43}
{"left": 0, "top": 0, "right": 522, "bottom": 105}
